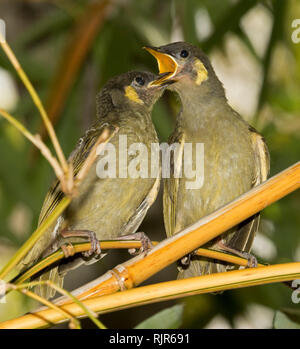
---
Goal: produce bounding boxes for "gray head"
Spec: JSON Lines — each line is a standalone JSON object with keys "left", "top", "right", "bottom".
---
{"left": 97, "top": 71, "right": 170, "bottom": 117}
{"left": 145, "top": 42, "right": 225, "bottom": 98}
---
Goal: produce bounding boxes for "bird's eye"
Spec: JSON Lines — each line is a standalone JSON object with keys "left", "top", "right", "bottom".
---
{"left": 135, "top": 76, "right": 145, "bottom": 86}
{"left": 180, "top": 50, "right": 189, "bottom": 58}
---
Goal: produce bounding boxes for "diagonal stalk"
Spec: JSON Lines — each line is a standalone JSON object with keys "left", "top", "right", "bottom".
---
{"left": 1, "top": 262, "right": 300, "bottom": 329}
{"left": 0, "top": 108, "right": 64, "bottom": 181}
{"left": 0, "top": 127, "right": 116, "bottom": 281}
{"left": 12, "top": 241, "right": 264, "bottom": 286}
{"left": 0, "top": 37, "right": 68, "bottom": 173}
{"left": 7, "top": 282, "right": 81, "bottom": 329}
{"left": 0, "top": 197, "right": 71, "bottom": 281}
{"left": 54, "top": 161, "right": 300, "bottom": 303}
{"left": 9, "top": 281, "right": 106, "bottom": 329}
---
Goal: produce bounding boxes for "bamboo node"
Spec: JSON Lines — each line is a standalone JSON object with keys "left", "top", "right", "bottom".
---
{"left": 111, "top": 265, "right": 133, "bottom": 291}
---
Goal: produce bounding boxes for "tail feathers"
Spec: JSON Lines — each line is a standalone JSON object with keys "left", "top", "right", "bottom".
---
{"left": 34, "top": 267, "right": 64, "bottom": 300}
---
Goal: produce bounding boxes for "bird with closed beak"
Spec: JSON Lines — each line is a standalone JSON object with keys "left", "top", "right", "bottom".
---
{"left": 145, "top": 42, "right": 270, "bottom": 278}
{"left": 17, "top": 71, "right": 170, "bottom": 298}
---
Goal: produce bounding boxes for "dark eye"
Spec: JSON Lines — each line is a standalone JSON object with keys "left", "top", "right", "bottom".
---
{"left": 135, "top": 76, "right": 145, "bottom": 86}
{"left": 180, "top": 49, "right": 189, "bottom": 58}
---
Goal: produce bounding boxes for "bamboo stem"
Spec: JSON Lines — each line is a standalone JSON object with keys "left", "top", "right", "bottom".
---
{"left": 13, "top": 241, "right": 262, "bottom": 286}
{"left": 7, "top": 283, "right": 81, "bottom": 329}
{"left": 7, "top": 280, "right": 106, "bottom": 329}
{"left": 14, "top": 281, "right": 105, "bottom": 329}
{"left": 59, "top": 161, "right": 300, "bottom": 302}
{"left": 2, "top": 262, "right": 299, "bottom": 329}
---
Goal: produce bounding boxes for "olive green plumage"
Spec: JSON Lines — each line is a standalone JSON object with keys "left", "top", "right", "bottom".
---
{"left": 147, "top": 42, "right": 270, "bottom": 278}
{"left": 17, "top": 71, "right": 164, "bottom": 298}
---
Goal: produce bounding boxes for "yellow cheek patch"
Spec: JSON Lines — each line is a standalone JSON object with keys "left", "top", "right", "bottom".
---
{"left": 194, "top": 58, "right": 208, "bottom": 85}
{"left": 124, "top": 86, "right": 144, "bottom": 105}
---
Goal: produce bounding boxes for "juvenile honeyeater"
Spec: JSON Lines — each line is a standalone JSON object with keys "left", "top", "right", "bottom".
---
{"left": 17, "top": 71, "right": 170, "bottom": 298}
{"left": 146, "top": 42, "right": 270, "bottom": 278}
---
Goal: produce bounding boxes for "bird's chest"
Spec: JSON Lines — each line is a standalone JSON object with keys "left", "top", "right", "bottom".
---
{"left": 64, "top": 129, "right": 158, "bottom": 236}
{"left": 175, "top": 116, "right": 255, "bottom": 225}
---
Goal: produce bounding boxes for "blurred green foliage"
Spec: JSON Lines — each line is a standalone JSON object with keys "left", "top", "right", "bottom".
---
{"left": 0, "top": 0, "right": 299, "bottom": 328}
{"left": 274, "top": 309, "right": 300, "bottom": 329}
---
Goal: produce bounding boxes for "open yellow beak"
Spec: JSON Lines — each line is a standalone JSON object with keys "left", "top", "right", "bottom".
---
{"left": 144, "top": 46, "right": 178, "bottom": 86}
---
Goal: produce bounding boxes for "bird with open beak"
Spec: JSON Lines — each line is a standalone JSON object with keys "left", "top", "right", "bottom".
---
{"left": 145, "top": 42, "right": 270, "bottom": 278}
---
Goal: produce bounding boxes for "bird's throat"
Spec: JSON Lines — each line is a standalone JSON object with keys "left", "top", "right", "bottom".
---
{"left": 173, "top": 81, "right": 226, "bottom": 132}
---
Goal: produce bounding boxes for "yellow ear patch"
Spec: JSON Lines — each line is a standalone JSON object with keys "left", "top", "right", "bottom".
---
{"left": 194, "top": 58, "right": 208, "bottom": 85}
{"left": 124, "top": 86, "right": 144, "bottom": 104}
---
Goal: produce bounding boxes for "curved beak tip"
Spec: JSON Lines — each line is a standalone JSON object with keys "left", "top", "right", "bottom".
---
{"left": 144, "top": 46, "right": 179, "bottom": 86}
{"left": 143, "top": 46, "right": 158, "bottom": 54}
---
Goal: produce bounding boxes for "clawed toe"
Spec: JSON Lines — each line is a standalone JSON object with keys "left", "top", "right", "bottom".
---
{"left": 128, "top": 248, "right": 138, "bottom": 255}
{"left": 60, "top": 229, "right": 101, "bottom": 259}
{"left": 217, "top": 240, "right": 258, "bottom": 268}
{"left": 130, "top": 232, "right": 153, "bottom": 256}
{"left": 61, "top": 243, "right": 76, "bottom": 258}
{"left": 242, "top": 252, "right": 258, "bottom": 268}
{"left": 82, "top": 231, "right": 101, "bottom": 258}
{"left": 138, "top": 232, "right": 153, "bottom": 255}
{"left": 117, "top": 231, "right": 153, "bottom": 256}
{"left": 180, "top": 253, "right": 192, "bottom": 266}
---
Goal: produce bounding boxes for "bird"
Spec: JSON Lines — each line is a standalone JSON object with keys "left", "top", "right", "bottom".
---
{"left": 145, "top": 42, "right": 270, "bottom": 279}
{"left": 17, "top": 71, "right": 170, "bottom": 298}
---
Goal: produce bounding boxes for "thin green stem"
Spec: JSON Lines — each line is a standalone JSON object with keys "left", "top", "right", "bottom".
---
{"left": 0, "top": 38, "right": 69, "bottom": 173}
{"left": 0, "top": 109, "right": 64, "bottom": 180}
{"left": 12, "top": 281, "right": 106, "bottom": 329}
{"left": 7, "top": 282, "right": 81, "bottom": 329}
{"left": 0, "top": 197, "right": 71, "bottom": 280}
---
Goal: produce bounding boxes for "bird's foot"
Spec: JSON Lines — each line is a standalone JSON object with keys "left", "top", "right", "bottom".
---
{"left": 217, "top": 240, "right": 258, "bottom": 268}
{"left": 240, "top": 251, "right": 258, "bottom": 268}
{"left": 115, "top": 232, "right": 153, "bottom": 256}
{"left": 61, "top": 242, "right": 76, "bottom": 258}
{"left": 60, "top": 229, "right": 101, "bottom": 259}
{"left": 180, "top": 253, "right": 192, "bottom": 266}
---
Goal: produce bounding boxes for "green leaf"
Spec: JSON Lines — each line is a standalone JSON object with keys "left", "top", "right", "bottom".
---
{"left": 273, "top": 310, "right": 300, "bottom": 329}
{"left": 202, "top": 0, "right": 258, "bottom": 52}
{"left": 15, "top": 9, "right": 73, "bottom": 48}
{"left": 134, "top": 304, "right": 184, "bottom": 329}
